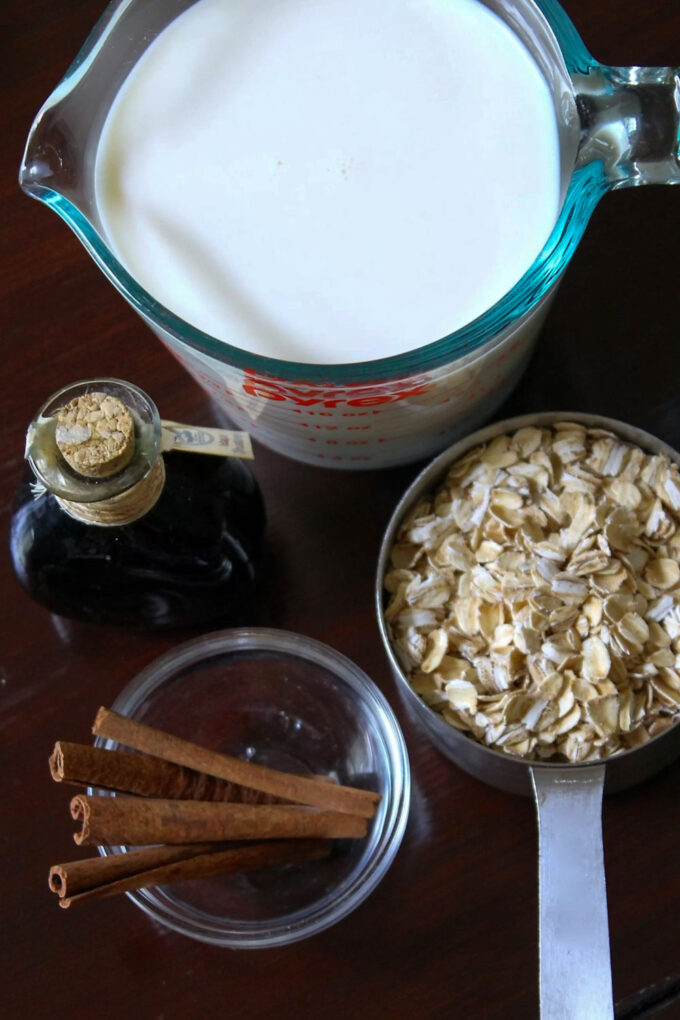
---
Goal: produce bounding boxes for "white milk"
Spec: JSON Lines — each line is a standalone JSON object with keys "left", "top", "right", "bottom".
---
{"left": 95, "top": 0, "right": 560, "bottom": 366}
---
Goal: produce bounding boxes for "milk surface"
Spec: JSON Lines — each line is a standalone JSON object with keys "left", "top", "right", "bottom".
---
{"left": 95, "top": 0, "right": 560, "bottom": 364}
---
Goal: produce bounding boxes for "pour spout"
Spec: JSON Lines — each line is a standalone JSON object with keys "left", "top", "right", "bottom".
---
{"left": 19, "top": 106, "right": 77, "bottom": 199}
{"left": 574, "top": 64, "right": 680, "bottom": 187}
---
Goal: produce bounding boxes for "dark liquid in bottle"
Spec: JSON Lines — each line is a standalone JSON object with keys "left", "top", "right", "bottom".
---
{"left": 10, "top": 452, "right": 266, "bottom": 628}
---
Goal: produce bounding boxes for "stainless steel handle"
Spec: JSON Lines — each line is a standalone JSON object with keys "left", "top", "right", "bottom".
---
{"left": 532, "top": 766, "right": 613, "bottom": 1020}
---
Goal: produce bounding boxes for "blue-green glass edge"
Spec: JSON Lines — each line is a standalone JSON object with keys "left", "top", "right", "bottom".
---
{"left": 21, "top": 0, "right": 610, "bottom": 386}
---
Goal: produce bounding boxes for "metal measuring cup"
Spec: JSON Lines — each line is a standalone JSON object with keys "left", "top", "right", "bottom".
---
{"left": 375, "top": 412, "right": 680, "bottom": 1019}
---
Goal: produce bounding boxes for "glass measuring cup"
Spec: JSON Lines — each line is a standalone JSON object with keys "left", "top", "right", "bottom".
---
{"left": 19, "top": 1, "right": 680, "bottom": 469}
{"left": 376, "top": 412, "right": 680, "bottom": 1018}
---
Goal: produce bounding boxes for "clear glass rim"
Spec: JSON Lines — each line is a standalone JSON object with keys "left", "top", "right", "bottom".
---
{"left": 20, "top": 0, "right": 606, "bottom": 385}
{"left": 95, "top": 627, "right": 411, "bottom": 947}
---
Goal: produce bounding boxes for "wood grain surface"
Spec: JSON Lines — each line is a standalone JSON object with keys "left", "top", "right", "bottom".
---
{"left": 2, "top": 1, "right": 679, "bottom": 1018}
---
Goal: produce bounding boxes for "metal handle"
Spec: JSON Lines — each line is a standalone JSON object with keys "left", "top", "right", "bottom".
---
{"left": 532, "top": 766, "right": 613, "bottom": 1020}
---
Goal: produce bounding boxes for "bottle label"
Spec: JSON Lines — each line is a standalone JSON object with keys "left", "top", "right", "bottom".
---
{"left": 160, "top": 421, "right": 254, "bottom": 459}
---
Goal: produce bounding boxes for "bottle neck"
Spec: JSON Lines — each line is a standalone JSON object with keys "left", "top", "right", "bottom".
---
{"left": 55, "top": 457, "right": 166, "bottom": 526}
{"left": 26, "top": 378, "right": 164, "bottom": 526}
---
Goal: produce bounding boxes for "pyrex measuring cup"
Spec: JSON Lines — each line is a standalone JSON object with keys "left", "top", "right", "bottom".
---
{"left": 375, "top": 412, "right": 680, "bottom": 1019}
{"left": 19, "top": 1, "right": 680, "bottom": 469}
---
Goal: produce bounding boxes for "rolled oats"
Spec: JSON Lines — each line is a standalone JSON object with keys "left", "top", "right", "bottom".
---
{"left": 384, "top": 424, "right": 680, "bottom": 762}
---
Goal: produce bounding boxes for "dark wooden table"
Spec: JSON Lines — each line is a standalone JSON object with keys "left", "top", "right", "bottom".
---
{"left": 3, "top": 1, "right": 680, "bottom": 1017}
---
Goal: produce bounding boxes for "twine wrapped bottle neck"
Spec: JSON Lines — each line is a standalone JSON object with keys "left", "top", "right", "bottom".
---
{"left": 26, "top": 380, "right": 165, "bottom": 528}
{"left": 55, "top": 457, "right": 166, "bottom": 525}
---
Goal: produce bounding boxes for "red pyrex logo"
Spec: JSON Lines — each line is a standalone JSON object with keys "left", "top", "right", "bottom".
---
{"left": 242, "top": 369, "right": 432, "bottom": 407}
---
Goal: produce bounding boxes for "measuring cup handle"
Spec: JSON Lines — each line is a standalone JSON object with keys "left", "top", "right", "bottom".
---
{"left": 573, "top": 64, "right": 680, "bottom": 187}
{"left": 531, "top": 767, "right": 613, "bottom": 1020}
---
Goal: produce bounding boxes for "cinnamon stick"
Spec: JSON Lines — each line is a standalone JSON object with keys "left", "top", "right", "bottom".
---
{"left": 71, "top": 795, "right": 368, "bottom": 846}
{"left": 55, "top": 839, "right": 331, "bottom": 909}
{"left": 49, "top": 841, "right": 230, "bottom": 898}
{"left": 93, "top": 707, "right": 380, "bottom": 818}
{"left": 50, "top": 741, "right": 281, "bottom": 803}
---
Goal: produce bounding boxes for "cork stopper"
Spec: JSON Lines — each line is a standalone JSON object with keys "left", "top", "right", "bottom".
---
{"left": 54, "top": 392, "right": 135, "bottom": 478}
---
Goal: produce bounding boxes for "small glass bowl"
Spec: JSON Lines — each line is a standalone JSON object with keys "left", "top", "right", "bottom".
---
{"left": 95, "top": 628, "right": 410, "bottom": 947}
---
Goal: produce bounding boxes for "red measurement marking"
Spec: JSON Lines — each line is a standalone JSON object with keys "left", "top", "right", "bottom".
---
{"left": 240, "top": 368, "right": 432, "bottom": 407}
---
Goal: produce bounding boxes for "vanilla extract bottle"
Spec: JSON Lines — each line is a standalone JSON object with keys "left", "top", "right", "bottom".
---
{"left": 10, "top": 379, "right": 265, "bottom": 628}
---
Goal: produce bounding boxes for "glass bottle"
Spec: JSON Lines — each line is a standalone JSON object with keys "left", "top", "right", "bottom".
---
{"left": 10, "top": 379, "right": 266, "bottom": 628}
